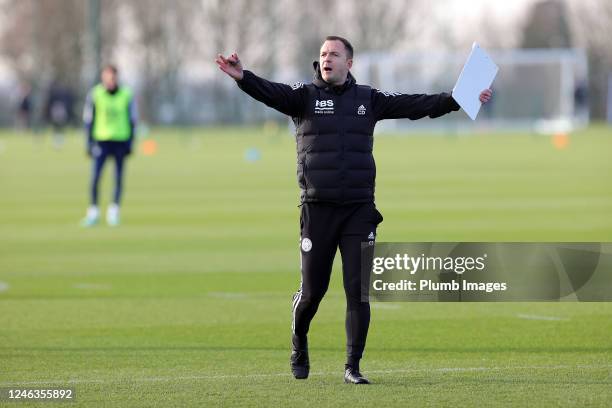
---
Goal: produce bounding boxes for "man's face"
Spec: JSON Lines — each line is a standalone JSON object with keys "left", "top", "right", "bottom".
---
{"left": 101, "top": 69, "right": 118, "bottom": 90}
{"left": 319, "top": 40, "right": 352, "bottom": 86}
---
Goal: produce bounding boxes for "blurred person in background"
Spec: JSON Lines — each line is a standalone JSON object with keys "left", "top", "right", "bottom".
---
{"left": 15, "top": 81, "right": 32, "bottom": 131}
{"left": 216, "top": 35, "right": 492, "bottom": 385}
{"left": 81, "top": 64, "right": 137, "bottom": 227}
{"left": 45, "top": 80, "right": 75, "bottom": 148}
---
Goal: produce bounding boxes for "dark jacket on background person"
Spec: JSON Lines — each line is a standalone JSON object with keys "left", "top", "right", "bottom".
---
{"left": 237, "top": 62, "right": 460, "bottom": 204}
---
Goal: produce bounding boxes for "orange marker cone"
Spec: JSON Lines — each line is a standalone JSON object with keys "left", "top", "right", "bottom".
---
{"left": 552, "top": 133, "right": 569, "bottom": 150}
{"left": 141, "top": 139, "right": 158, "bottom": 156}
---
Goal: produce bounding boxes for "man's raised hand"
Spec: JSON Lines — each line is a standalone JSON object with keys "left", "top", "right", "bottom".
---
{"left": 215, "top": 53, "right": 244, "bottom": 81}
{"left": 479, "top": 89, "right": 493, "bottom": 103}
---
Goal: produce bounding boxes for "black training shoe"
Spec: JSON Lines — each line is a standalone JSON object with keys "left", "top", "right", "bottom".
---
{"left": 344, "top": 366, "right": 370, "bottom": 384}
{"left": 290, "top": 349, "right": 310, "bottom": 379}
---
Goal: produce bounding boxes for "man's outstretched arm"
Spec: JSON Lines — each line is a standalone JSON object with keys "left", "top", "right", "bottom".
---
{"left": 82, "top": 91, "right": 95, "bottom": 157}
{"left": 126, "top": 96, "right": 138, "bottom": 155}
{"left": 372, "top": 89, "right": 492, "bottom": 121}
{"left": 215, "top": 52, "right": 306, "bottom": 117}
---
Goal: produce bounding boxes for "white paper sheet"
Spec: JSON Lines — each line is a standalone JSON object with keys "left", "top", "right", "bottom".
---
{"left": 452, "top": 42, "right": 499, "bottom": 120}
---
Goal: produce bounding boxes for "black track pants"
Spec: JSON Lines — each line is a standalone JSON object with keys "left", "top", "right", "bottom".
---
{"left": 291, "top": 202, "right": 383, "bottom": 365}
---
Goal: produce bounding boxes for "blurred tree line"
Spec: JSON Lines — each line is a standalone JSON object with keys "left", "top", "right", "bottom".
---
{"left": 0, "top": 0, "right": 610, "bottom": 126}
{"left": 521, "top": 0, "right": 612, "bottom": 120}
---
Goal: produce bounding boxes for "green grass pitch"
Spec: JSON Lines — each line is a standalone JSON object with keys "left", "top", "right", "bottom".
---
{"left": 0, "top": 125, "right": 611, "bottom": 407}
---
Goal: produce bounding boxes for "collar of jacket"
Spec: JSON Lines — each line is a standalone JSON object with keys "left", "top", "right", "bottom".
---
{"left": 312, "top": 61, "right": 356, "bottom": 94}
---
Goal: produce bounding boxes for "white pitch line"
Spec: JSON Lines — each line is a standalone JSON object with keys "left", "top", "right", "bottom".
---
{"left": 72, "top": 283, "right": 113, "bottom": 290}
{"left": 371, "top": 303, "right": 401, "bottom": 310}
{"left": 517, "top": 314, "right": 569, "bottom": 321}
{"left": 1, "top": 364, "right": 610, "bottom": 387}
{"left": 208, "top": 292, "right": 249, "bottom": 299}
{"left": 73, "top": 283, "right": 112, "bottom": 290}
{"left": 0, "top": 281, "right": 9, "bottom": 292}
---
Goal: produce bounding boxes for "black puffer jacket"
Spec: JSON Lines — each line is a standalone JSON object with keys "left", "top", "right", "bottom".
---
{"left": 237, "top": 62, "right": 460, "bottom": 204}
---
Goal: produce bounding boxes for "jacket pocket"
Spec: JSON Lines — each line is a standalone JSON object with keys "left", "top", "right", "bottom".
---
{"left": 371, "top": 205, "right": 384, "bottom": 226}
{"left": 302, "top": 153, "right": 310, "bottom": 192}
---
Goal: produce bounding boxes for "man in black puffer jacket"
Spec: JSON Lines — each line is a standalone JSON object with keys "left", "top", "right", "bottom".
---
{"left": 216, "top": 36, "right": 492, "bottom": 384}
